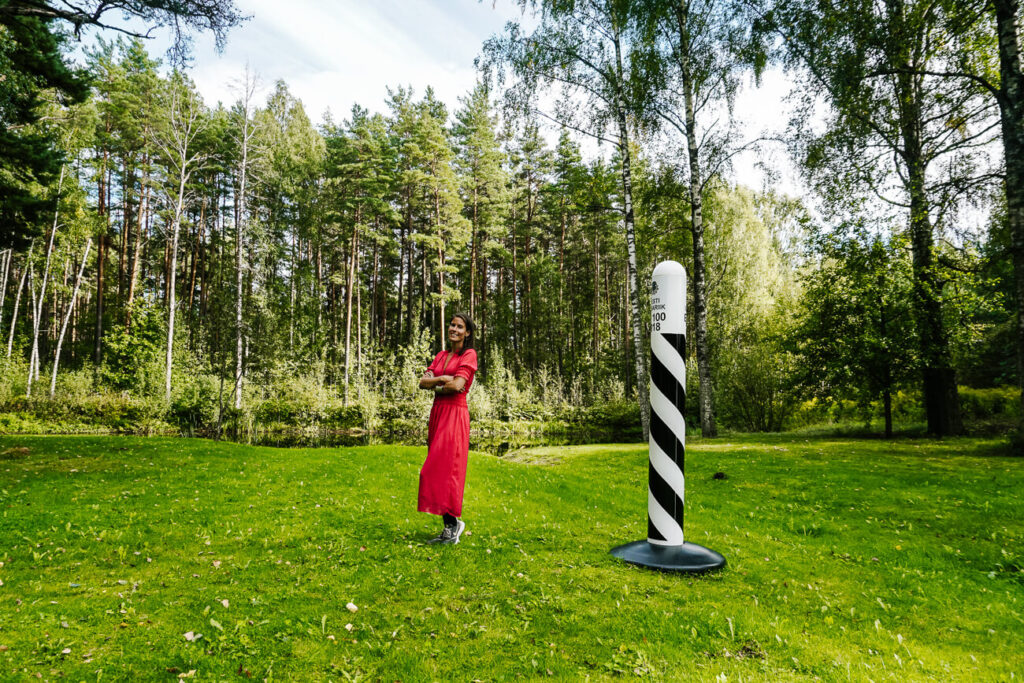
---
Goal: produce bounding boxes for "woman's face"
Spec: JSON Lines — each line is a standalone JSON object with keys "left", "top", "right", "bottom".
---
{"left": 448, "top": 317, "right": 469, "bottom": 346}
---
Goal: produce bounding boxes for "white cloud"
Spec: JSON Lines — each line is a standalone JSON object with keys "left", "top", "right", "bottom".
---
{"left": 179, "top": 0, "right": 526, "bottom": 123}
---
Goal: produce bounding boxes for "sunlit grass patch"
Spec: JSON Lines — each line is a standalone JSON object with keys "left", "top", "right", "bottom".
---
{"left": 0, "top": 434, "right": 1021, "bottom": 680}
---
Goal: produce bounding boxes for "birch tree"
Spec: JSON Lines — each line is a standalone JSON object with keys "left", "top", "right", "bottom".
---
{"left": 634, "top": 0, "right": 750, "bottom": 437}
{"left": 230, "top": 66, "right": 260, "bottom": 410}
{"left": 6, "top": 250, "right": 29, "bottom": 358}
{"left": 27, "top": 167, "right": 63, "bottom": 396}
{"left": 157, "top": 72, "right": 208, "bottom": 403}
{"left": 49, "top": 238, "right": 91, "bottom": 397}
{"left": 484, "top": 0, "right": 653, "bottom": 438}
{"left": 895, "top": 0, "right": 1024, "bottom": 442}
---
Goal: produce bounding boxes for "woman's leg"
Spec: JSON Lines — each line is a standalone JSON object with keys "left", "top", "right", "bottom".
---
{"left": 442, "top": 513, "right": 458, "bottom": 528}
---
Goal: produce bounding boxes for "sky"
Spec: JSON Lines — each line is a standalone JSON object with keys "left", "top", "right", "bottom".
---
{"left": 75, "top": 0, "right": 802, "bottom": 196}
{"left": 151, "top": 0, "right": 531, "bottom": 123}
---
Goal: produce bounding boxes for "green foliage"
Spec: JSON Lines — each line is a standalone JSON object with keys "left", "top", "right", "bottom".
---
{"left": 562, "top": 400, "right": 641, "bottom": 435}
{"left": 0, "top": 14, "right": 89, "bottom": 249}
{"left": 717, "top": 327, "right": 796, "bottom": 432}
{"left": 792, "top": 230, "right": 916, "bottom": 406}
{"left": 0, "top": 392, "right": 170, "bottom": 434}
{"left": 100, "top": 300, "right": 165, "bottom": 393}
{"left": 958, "top": 386, "right": 1020, "bottom": 423}
{"left": 0, "top": 4, "right": 1014, "bottom": 445}
{"left": 170, "top": 372, "right": 219, "bottom": 431}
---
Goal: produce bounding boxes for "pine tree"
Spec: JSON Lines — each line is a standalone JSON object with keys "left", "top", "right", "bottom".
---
{"left": 453, "top": 82, "right": 508, "bottom": 371}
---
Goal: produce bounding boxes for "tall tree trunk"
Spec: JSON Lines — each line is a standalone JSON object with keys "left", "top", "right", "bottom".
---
{"left": 289, "top": 230, "right": 296, "bottom": 351}
{"left": 330, "top": 257, "right": 339, "bottom": 379}
{"left": 233, "top": 70, "right": 257, "bottom": 412}
{"left": 51, "top": 239, "right": 91, "bottom": 397}
{"left": 188, "top": 196, "right": 206, "bottom": 313}
{"left": 0, "top": 250, "right": 9, "bottom": 322}
{"left": 676, "top": 0, "right": 717, "bottom": 437}
{"left": 993, "top": 0, "right": 1024, "bottom": 440}
{"left": 344, "top": 219, "right": 358, "bottom": 401}
{"left": 558, "top": 202, "right": 566, "bottom": 374}
{"left": 117, "top": 160, "right": 130, "bottom": 307}
{"left": 511, "top": 203, "right": 519, "bottom": 361}
{"left": 93, "top": 149, "right": 108, "bottom": 377}
{"left": 315, "top": 241, "right": 323, "bottom": 353}
{"left": 0, "top": 250, "right": 10, "bottom": 336}
{"left": 613, "top": 29, "right": 651, "bottom": 440}
{"left": 165, "top": 180, "right": 187, "bottom": 404}
{"left": 894, "top": 50, "right": 961, "bottom": 435}
{"left": 397, "top": 222, "right": 405, "bottom": 343}
{"left": 200, "top": 208, "right": 211, "bottom": 320}
{"left": 235, "top": 175, "right": 246, "bottom": 411}
{"left": 480, "top": 247, "right": 488, "bottom": 375}
{"left": 438, "top": 246, "right": 446, "bottom": 346}
{"left": 94, "top": 233, "right": 105, "bottom": 371}
{"left": 27, "top": 263, "right": 36, "bottom": 374}
{"left": 404, "top": 203, "right": 414, "bottom": 343}
{"left": 436, "top": 188, "right": 445, "bottom": 347}
{"left": 592, "top": 232, "right": 600, "bottom": 389}
{"left": 7, "top": 254, "right": 28, "bottom": 358}
{"left": 420, "top": 249, "right": 428, "bottom": 335}
{"left": 28, "top": 167, "right": 63, "bottom": 397}
{"left": 372, "top": 233, "right": 380, "bottom": 343}
{"left": 125, "top": 180, "right": 148, "bottom": 328}
{"left": 356, "top": 245, "right": 362, "bottom": 391}
{"left": 470, "top": 186, "right": 478, "bottom": 319}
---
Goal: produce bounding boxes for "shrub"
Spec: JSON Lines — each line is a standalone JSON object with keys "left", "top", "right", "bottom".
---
{"left": 252, "top": 365, "right": 333, "bottom": 425}
{"left": 958, "top": 386, "right": 1020, "bottom": 422}
{"left": 170, "top": 373, "right": 219, "bottom": 431}
{"left": 326, "top": 404, "right": 364, "bottom": 429}
{"left": 717, "top": 342, "right": 795, "bottom": 432}
{"left": 100, "top": 301, "right": 164, "bottom": 394}
{"left": 561, "top": 400, "right": 641, "bottom": 434}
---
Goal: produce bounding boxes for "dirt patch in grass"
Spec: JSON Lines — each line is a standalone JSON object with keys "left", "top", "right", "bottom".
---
{"left": 0, "top": 446, "right": 30, "bottom": 459}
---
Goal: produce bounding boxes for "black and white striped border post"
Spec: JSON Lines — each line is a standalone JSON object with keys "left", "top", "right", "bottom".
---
{"left": 647, "top": 260, "right": 687, "bottom": 546}
{"left": 610, "top": 260, "right": 725, "bottom": 573}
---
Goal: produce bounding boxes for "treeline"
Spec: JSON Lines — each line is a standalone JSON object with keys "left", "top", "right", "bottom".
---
{"left": 0, "top": 0, "right": 1020, "bottom": 441}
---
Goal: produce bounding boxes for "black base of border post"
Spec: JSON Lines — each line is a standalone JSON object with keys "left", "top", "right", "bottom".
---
{"left": 610, "top": 540, "right": 726, "bottom": 574}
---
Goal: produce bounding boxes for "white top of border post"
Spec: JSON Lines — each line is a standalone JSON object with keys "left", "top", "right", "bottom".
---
{"left": 652, "top": 260, "right": 686, "bottom": 277}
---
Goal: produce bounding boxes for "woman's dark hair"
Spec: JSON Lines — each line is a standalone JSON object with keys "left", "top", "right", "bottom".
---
{"left": 451, "top": 312, "right": 476, "bottom": 353}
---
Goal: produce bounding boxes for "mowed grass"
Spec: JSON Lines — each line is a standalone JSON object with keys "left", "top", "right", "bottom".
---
{"left": 0, "top": 435, "right": 1021, "bottom": 681}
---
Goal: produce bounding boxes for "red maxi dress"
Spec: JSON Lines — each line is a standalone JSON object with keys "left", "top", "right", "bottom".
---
{"left": 418, "top": 348, "right": 478, "bottom": 517}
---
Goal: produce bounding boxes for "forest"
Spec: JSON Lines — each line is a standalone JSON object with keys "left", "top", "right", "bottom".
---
{"left": 0, "top": 0, "right": 1020, "bottom": 444}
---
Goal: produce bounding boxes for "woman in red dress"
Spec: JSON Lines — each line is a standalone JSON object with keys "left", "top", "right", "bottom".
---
{"left": 418, "top": 313, "right": 478, "bottom": 544}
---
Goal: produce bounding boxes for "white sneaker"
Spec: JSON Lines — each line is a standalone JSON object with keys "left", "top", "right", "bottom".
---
{"left": 431, "top": 519, "right": 465, "bottom": 545}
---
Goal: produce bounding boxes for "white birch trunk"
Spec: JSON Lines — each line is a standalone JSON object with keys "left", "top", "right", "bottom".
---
{"left": 233, "top": 68, "right": 257, "bottom": 412}
{"left": 28, "top": 169, "right": 63, "bottom": 396}
{"left": 612, "top": 30, "right": 651, "bottom": 440}
{"left": 50, "top": 238, "right": 91, "bottom": 397}
{"left": 0, "top": 250, "right": 10, "bottom": 333}
{"left": 26, "top": 263, "right": 37, "bottom": 395}
{"left": 165, "top": 189, "right": 186, "bottom": 404}
{"left": 343, "top": 222, "right": 357, "bottom": 403}
{"left": 7, "top": 253, "right": 28, "bottom": 358}
{"left": 235, "top": 145, "right": 247, "bottom": 410}
{"left": 356, "top": 246, "right": 362, "bottom": 394}
{"left": 159, "top": 77, "right": 207, "bottom": 405}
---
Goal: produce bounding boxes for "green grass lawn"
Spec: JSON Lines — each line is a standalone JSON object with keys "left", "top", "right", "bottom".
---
{"left": 0, "top": 434, "right": 1021, "bottom": 681}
